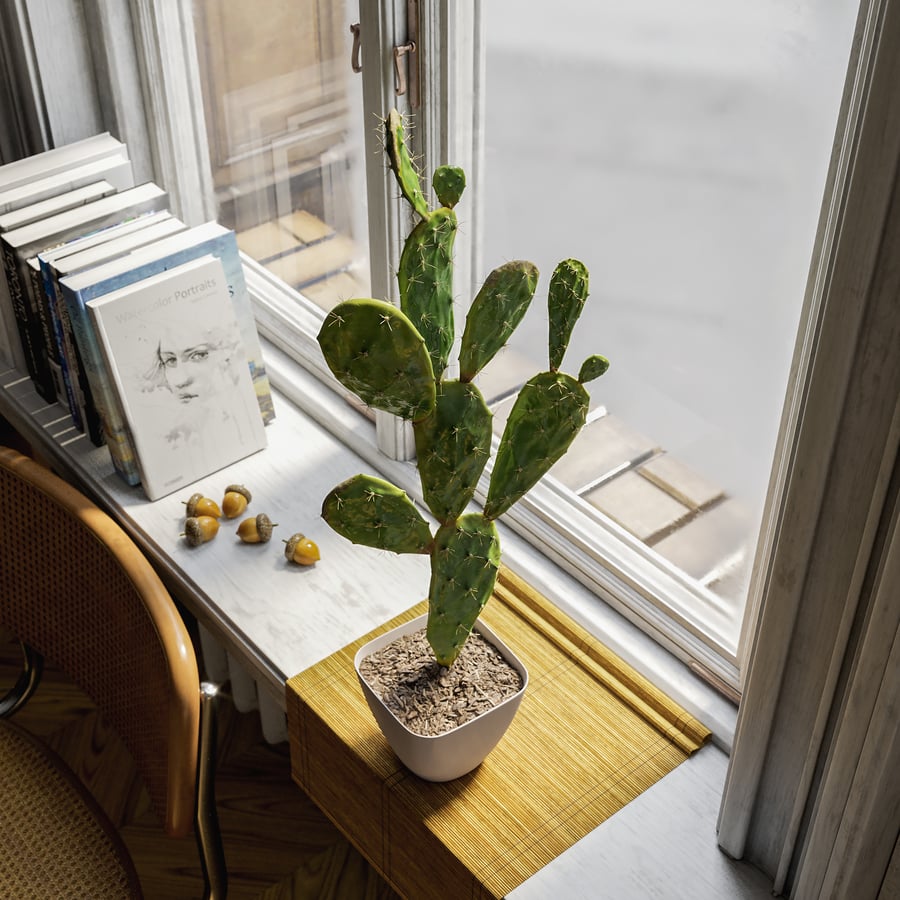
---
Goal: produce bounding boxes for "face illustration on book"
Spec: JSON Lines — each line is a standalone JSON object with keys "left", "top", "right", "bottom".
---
{"left": 140, "top": 322, "right": 244, "bottom": 446}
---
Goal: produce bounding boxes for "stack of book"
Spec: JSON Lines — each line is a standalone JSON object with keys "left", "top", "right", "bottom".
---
{"left": 0, "top": 134, "right": 275, "bottom": 500}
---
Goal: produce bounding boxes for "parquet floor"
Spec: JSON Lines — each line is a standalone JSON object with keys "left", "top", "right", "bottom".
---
{"left": 0, "top": 636, "right": 400, "bottom": 900}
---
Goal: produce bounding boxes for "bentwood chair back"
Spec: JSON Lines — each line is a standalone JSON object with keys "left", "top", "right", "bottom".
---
{"left": 0, "top": 446, "right": 225, "bottom": 898}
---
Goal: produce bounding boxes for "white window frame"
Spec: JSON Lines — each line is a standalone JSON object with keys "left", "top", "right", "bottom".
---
{"left": 718, "top": 0, "right": 900, "bottom": 892}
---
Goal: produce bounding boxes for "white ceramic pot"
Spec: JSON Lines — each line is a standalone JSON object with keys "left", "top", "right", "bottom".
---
{"left": 354, "top": 613, "right": 528, "bottom": 782}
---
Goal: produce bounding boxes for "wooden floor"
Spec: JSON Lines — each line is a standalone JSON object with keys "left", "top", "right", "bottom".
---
{"left": 0, "top": 635, "right": 401, "bottom": 900}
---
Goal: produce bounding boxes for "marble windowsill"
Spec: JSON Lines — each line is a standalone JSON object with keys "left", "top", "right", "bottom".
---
{"left": 0, "top": 340, "right": 771, "bottom": 898}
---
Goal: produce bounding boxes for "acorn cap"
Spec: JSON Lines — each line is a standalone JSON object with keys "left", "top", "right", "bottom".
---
{"left": 183, "top": 515, "right": 219, "bottom": 546}
{"left": 225, "top": 484, "right": 252, "bottom": 502}
{"left": 284, "top": 532, "right": 305, "bottom": 560}
{"left": 255, "top": 513, "right": 274, "bottom": 542}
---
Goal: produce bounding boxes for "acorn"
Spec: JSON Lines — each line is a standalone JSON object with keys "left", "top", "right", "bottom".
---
{"left": 182, "top": 515, "right": 220, "bottom": 546}
{"left": 183, "top": 492, "right": 221, "bottom": 518}
{"left": 222, "top": 484, "right": 252, "bottom": 518}
{"left": 237, "top": 513, "right": 276, "bottom": 543}
{"left": 283, "top": 532, "right": 320, "bottom": 566}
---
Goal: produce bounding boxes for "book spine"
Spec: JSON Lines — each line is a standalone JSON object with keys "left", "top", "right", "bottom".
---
{"left": 0, "top": 274, "right": 27, "bottom": 371}
{"left": 30, "top": 264, "right": 78, "bottom": 425}
{"left": 41, "top": 259, "right": 105, "bottom": 443}
{"left": 60, "top": 281, "right": 140, "bottom": 484}
{"left": 1, "top": 238, "right": 53, "bottom": 398}
{"left": 52, "top": 271, "right": 104, "bottom": 445}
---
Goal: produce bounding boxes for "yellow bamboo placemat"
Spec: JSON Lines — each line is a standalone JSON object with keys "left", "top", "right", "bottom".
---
{"left": 286, "top": 567, "right": 710, "bottom": 900}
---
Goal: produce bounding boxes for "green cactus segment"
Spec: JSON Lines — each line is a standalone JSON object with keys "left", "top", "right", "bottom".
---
{"left": 426, "top": 514, "right": 501, "bottom": 666}
{"left": 432, "top": 165, "right": 466, "bottom": 208}
{"left": 484, "top": 371, "right": 589, "bottom": 520}
{"left": 414, "top": 380, "right": 492, "bottom": 523}
{"left": 318, "top": 298, "right": 436, "bottom": 421}
{"left": 548, "top": 258, "right": 590, "bottom": 371}
{"left": 397, "top": 207, "right": 457, "bottom": 379}
{"left": 578, "top": 354, "right": 610, "bottom": 384}
{"left": 384, "top": 109, "right": 429, "bottom": 219}
{"left": 459, "top": 261, "right": 540, "bottom": 381}
{"left": 321, "top": 474, "right": 433, "bottom": 554}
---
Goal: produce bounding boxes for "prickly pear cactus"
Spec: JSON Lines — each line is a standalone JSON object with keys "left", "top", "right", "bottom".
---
{"left": 319, "top": 109, "right": 610, "bottom": 667}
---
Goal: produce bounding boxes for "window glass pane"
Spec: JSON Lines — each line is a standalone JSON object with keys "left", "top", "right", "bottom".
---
{"left": 481, "top": 2, "right": 859, "bottom": 642}
{"left": 192, "top": 0, "right": 368, "bottom": 311}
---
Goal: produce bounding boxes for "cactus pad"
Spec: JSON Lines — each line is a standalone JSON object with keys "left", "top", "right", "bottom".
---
{"left": 427, "top": 514, "right": 501, "bottom": 666}
{"left": 433, "top": 165, "right": 466, "bottom": 208}
{"left": 414, "top": 380, "right": 492, "bottom": 522}
{"left": 459, "top": 260, "right": 540, "bottom": 382}
{"left": 548, "top": 259, "right": 590, "bottom": 371}
{"left": 398, "top": 208, "right": 457, "bottom": 378}
{"left": 318, "top": 298, "right": 436, "bottom": 421}
{"left": 321, "top": 474, "right": 433, "bottom": 554}
{"left": 578, "top": 354, "right": 610, "bottom": 384}
{"left": 484, "top": 371, "right": 589, "bottom": 520}
{"left": 384, "top": 109, "right": 429, "bottom": 219}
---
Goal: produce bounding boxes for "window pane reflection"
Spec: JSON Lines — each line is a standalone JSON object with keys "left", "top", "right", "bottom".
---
{"left": 192, "top": 0, "right": 368, "bottom": 309}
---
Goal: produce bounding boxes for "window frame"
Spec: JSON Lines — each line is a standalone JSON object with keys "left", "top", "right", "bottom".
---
{"left": 718, "top": 0, "right": 900, "bottom": 889}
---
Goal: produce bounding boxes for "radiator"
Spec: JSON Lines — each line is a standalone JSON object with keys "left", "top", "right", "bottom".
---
{"left": 198, "top": 623, "right": 288, "bottom": 744}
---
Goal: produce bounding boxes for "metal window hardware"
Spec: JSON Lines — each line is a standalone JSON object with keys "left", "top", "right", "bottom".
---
{"left": 349, "top": 23, "right": 362, "bottom": 73}
{"left": 348, "top": 0, "right": 419, "bottom": 109}
{"left": 393, "top": 41, "right": 417, "bottom": 104}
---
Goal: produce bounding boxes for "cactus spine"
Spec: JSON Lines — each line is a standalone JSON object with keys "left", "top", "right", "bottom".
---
{"left": 319, "top": 110, "right": 609, "bottom": 667}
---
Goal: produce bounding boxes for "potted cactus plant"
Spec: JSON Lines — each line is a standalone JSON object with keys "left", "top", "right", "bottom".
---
{"left": 317, "top": 109, "right": 609, "bottom": 781}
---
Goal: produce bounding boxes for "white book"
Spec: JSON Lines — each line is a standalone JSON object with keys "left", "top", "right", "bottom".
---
{"left": 0, "top": 133, "right": 126, "bottom": 194}
{"left": 87, "top": 255, "right": 267, "bottom": 500}
{"left": 0, "top": 135, "right": 129, "bottom": 369}
{"left": 0, "top": 180, "right": 117, "bottom": 233}
{"left": 0, "top": 154, "right": 134, "bottom": 216}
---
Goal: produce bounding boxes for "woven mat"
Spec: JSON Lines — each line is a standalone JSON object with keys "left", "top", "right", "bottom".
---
{"left": 287, "top": 567, "right": 710, "bottom": 900}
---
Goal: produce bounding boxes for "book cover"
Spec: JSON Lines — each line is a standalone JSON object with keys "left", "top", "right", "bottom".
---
{"left": 0, "top": 182, "right": 168, "bottom": 401}
{"left": 59, "top": 221, "right": 274, "bottom": 486}
{"left": 87, "top": 255, "right": 267, "bottom": 500}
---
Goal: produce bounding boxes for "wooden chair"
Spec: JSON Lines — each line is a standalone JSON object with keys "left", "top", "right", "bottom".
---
{"left": 0, "top": 446, "right": 226, "bottom": 898}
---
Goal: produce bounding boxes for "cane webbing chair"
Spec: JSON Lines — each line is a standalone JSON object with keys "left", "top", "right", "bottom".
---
{"left": 0, "top": 446, "right": 226, "bottom": 898}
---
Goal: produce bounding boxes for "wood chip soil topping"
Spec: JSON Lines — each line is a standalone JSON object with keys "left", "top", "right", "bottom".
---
{"left": 359, "top": 627, "right": 524, "bottom": 737}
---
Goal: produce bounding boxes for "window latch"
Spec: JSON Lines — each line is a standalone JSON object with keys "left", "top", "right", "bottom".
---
{"left": 349, "top": 23, "right": 362, "bottom": 73}
{"left": 393, "top": 41, "right": 418, "bottom": 106}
